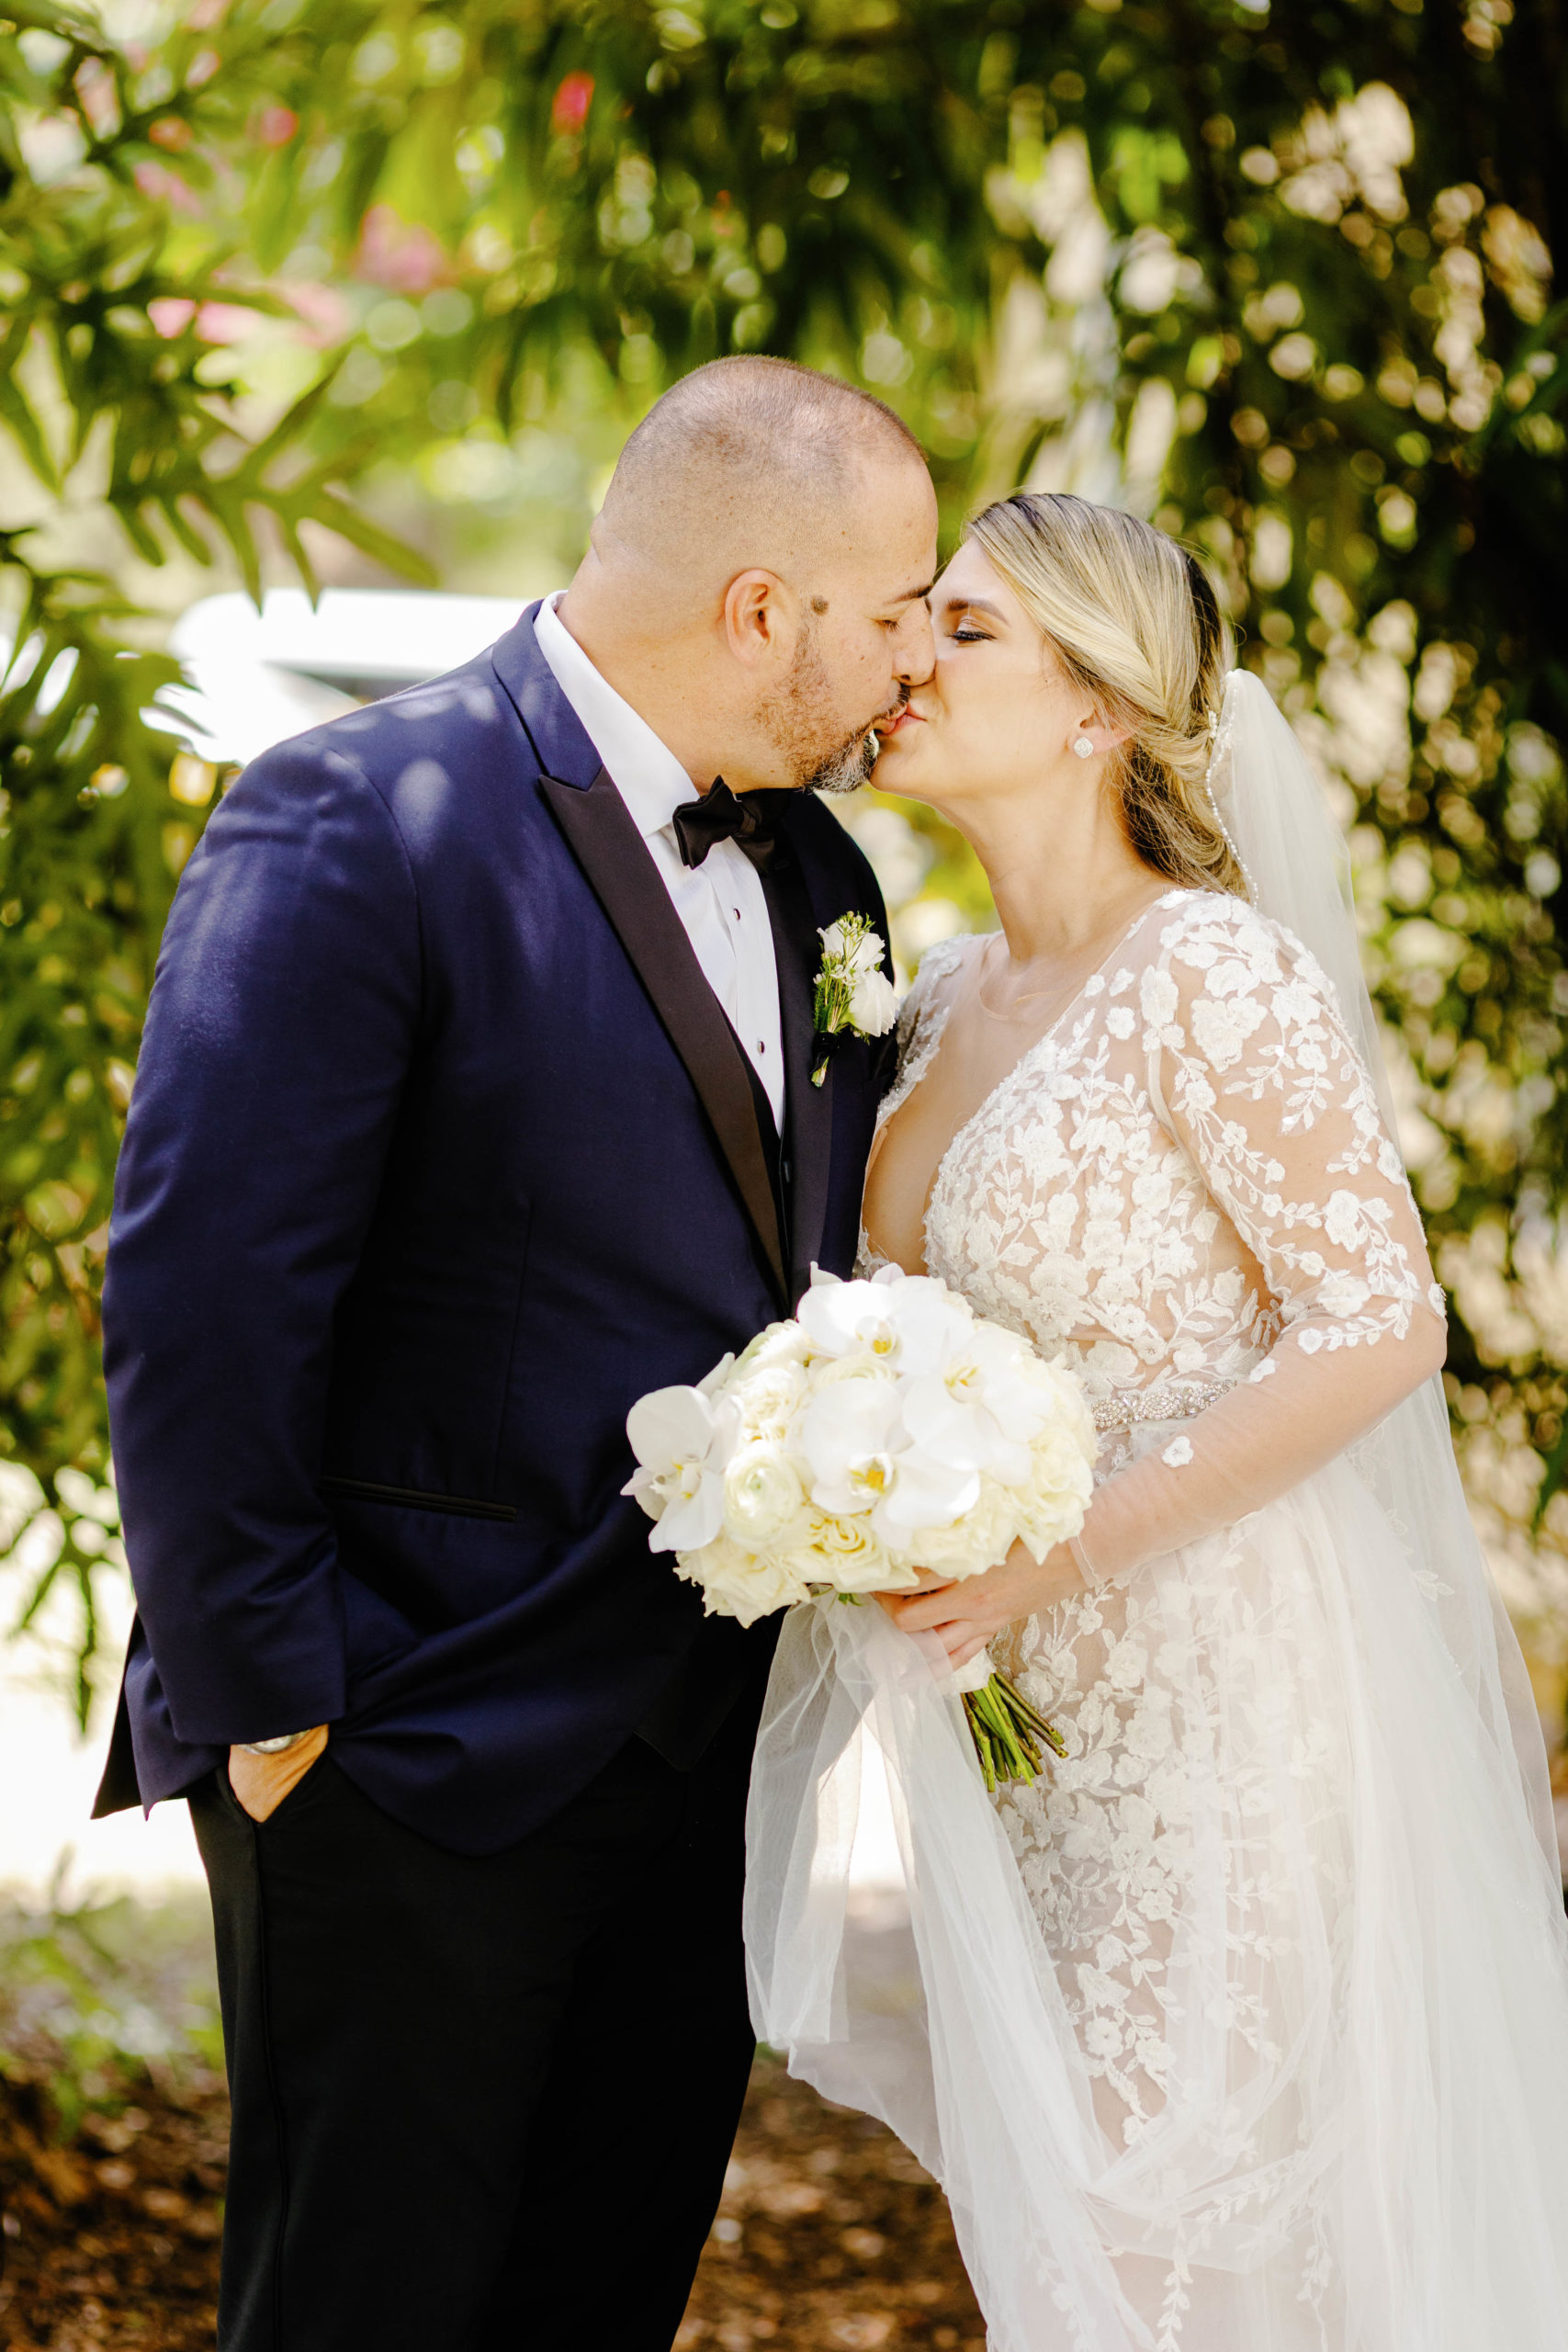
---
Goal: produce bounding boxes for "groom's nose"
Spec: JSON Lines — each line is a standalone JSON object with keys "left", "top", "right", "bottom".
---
{"left": 893, "top": 599, "right": 936, "bottom": 688}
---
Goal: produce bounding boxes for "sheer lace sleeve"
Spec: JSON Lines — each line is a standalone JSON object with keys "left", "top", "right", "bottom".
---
{"left": 1075, "top": 903, "right": 1449, "bottom": 1588}
{"left": 879, "top": 933, "right": 976, "bottom": 1123}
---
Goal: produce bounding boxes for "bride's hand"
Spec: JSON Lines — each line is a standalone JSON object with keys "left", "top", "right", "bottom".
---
{"left": 874, "top": 1540, "right": 1086, "bottom": 1668}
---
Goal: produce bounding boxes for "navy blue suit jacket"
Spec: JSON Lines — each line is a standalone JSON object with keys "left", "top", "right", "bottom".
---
{"left": 97, "top": 605, "right": 890, "bottom": 1853}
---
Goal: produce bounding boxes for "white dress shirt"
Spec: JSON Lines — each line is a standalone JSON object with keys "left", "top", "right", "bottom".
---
{"left": 534, "top": 590, "right": 786, "bottom": 1129}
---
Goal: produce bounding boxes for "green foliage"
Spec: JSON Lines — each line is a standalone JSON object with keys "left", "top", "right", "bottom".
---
{"left": 4, "top": 0, "right": 1567, "bottom": 1691}
{"left": 0, "top": 3, "right": 432, "bottom": 1708}
{"left": 0, "top": 1880, "right": 220, "bottom": 2141}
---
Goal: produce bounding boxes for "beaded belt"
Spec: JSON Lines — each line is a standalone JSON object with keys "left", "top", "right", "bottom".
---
{"left": 1090, "top": 1376, "right": 1240, "bottom": 1436}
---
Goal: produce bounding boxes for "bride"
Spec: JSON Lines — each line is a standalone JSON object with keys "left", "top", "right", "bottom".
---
{"left": 745, "top": 492, "right": 1568, "bottom": 2349}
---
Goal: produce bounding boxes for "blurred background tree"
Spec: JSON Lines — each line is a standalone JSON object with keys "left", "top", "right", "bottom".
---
{"left": 5, "top": 0, "right": 1567, "bottom": 1713}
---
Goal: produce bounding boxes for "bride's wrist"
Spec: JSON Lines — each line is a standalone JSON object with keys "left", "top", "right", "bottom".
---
{"left": 1017, "top": 1535, "right": 1092, "bottom": 1608}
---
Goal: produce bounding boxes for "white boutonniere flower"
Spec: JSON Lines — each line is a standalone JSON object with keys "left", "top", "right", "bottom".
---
{"left": 812, "top": 913, "right": 898, "bottom": 1086}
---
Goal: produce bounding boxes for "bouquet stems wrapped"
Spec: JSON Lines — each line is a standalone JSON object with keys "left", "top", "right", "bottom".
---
{"left": 953, "top": 1652, "right": 1068, "bottom": 1793}
{"left": 625, "top": 1267, "right": 1099, "bottom": 1791}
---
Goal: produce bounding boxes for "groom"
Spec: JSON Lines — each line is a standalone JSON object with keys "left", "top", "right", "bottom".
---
{"left": 95, "top": 356, "right": 938, "bottom": 2349}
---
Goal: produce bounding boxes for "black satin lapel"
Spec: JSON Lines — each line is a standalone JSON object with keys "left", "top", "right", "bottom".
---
{"left": 762, "top": 845, "right": 833, "bottom": 1304}
{"left": 539, "top": 771, "right": 787, "bottom": 1300}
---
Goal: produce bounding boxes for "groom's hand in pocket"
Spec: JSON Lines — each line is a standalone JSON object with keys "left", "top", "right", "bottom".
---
{"left": 228, "top": 1724, "right": 330, "bottom": 1822}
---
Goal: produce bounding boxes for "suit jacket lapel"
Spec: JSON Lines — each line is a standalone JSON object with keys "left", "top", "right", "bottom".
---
{"left": 761, "top": 837, "right": 833, "bottom": 1303}
{"left": 538, "top": 769, "right": 788, "bottom": 1302}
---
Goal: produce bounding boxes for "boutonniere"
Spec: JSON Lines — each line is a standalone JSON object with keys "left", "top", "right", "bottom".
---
{"left": 812, "top": 914, "right": 899, "bottom": 1085}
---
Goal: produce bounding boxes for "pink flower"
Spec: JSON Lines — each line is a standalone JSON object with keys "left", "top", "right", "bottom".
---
{"left": 355, "top": 204, "right": 448, "bottom": 294}
{"left": 551, "top": 71, "right": 594, "bottom": 133}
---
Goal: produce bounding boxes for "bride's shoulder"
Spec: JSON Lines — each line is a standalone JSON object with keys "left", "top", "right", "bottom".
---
{"left": 896, "top": 926, "right": 986, "bottom": 1045}
{"left": 1128, "top": 888, "right": 1339, "bottom": 1025}
{"left": 1132, "top": 885, "right": 1299, "bottom": 966}
{"left": 906, "top": 926, "right": 987, "bottom": 999}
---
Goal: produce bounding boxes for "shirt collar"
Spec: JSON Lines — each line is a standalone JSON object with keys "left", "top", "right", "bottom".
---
{"left": 533, "top": 589, "right": 695, "bottom": 840}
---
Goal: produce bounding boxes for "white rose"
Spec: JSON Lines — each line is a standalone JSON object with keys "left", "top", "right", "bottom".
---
{"left": 680, "top": 1532, "right": 811, "bottom": 1626}
{"left": 722, "top": 1443, "right": 807, "bottom": 1548}
{"left": 847, "top": 965, "right": 899, "bottom": 1036}
{"left": 793, "top": 1510, "right": 906, "bottom": 1595}
{"left": 909, "top": 1476, "right": 1021, "bottom": 1579}
{"left": 820, "top": 918, "right": 883, "bottom": 978}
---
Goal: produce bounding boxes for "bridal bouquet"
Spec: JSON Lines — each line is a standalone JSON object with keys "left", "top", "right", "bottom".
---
{"left": 624, "top": 1267, "right": 1099, "bottom": 1789}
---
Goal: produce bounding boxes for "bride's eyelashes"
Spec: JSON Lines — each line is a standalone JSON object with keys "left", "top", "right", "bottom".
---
{"left": 951, "top": 624, "right": 992, "bottom": 644}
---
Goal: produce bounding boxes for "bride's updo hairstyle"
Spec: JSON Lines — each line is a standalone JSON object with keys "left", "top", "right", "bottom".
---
{"left": 965, "top": 492, "right": 1247, "bottom": 899}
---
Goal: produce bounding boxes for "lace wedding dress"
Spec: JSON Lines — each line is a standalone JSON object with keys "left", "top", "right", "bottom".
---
{"left": 747, "top": 885, "right": 1568, "bottom": 2351}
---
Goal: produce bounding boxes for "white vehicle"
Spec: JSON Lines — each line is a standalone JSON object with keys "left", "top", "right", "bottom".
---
{"left": 155, "top": 586, "right": 528, "bottom": 767}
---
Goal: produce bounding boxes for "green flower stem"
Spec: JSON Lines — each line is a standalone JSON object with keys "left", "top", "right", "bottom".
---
{"left": 961, "top": 1670, "right": 1066, "bottom": 1789}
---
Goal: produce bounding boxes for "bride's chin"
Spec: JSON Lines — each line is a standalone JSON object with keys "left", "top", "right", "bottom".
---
{"left": 871, "top": 739, "right": 928, "bottom": 795}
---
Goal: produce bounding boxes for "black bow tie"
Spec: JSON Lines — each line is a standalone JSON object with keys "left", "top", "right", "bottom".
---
{"left": 671, "top": 779, "right": 778, "bottom": 874}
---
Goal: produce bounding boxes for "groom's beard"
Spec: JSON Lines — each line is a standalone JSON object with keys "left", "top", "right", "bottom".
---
{"left": 802, "top": 712, "right": 894, "bottom": 797}
{"left": 761, "top": 626, "right": 907, "bottom": 797}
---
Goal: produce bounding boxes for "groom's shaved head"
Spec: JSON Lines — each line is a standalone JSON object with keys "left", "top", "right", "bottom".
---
{"left": 594, "top": 356, "right": 924, "bottom": 594}
{"left": 558, "top": 355, "right": 937, "bottom": 797}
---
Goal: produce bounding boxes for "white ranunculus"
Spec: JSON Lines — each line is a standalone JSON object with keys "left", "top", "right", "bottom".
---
{"left": 847, "top": 965, "right": 899, "bottom": 1036}
{"left": 722, "top": 1443, "right": 807, "bottom": 1549}
{"left": 731, "top": 1363, "right": 808, "bottom": 1445}
{"left": 731, "top": 1319, "right": 810, "bottom": 1379}
{"left": 623, "top": 1383, "right": 737, "bottom": 1554}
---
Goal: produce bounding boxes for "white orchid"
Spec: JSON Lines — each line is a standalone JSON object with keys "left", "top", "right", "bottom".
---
{"left": 625, "top": 1264, "right": 1095, "bottom": 1790}
{"left": 798, "top": 1264, "right": 972, "bottom": 1377}
{"left": 901, "top": 1325, "right": 1053, "bottom": 1486}
{"left": 798, "top": 1376, "right": 978, "bottom": 1547}
{"left": 623, "top": 1382, "right": 737, "bottom": 1554}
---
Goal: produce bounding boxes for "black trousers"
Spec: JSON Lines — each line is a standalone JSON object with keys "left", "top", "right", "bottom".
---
{"left": 187, "top": 1701, "right": 761, "bottom": 2352}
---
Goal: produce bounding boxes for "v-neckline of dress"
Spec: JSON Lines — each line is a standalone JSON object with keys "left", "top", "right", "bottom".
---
{"left": 865, "top": 889, "right": 1192, "bottom": 1277}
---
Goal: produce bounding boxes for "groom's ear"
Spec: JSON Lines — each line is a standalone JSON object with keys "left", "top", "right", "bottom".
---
{"left": 721, "top": 569, "right": 798, "bottom": 670}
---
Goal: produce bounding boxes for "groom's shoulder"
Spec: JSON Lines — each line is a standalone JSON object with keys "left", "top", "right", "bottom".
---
{"left": 247, "top": 643, "right": 533, "bottom": 799}
{"left": 215, "top": 626, "right": 558, "bottom": 868}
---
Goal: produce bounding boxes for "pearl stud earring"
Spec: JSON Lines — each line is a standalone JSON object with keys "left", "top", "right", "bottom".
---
{"left": 1073, "top": 735, "right": 1095, "bottom": 760}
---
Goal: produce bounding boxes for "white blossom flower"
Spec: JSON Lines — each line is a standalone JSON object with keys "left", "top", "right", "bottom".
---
{"left": 848, "top": 964, "right": 899, "bottom": 1036}
{"left": 818, "top": 916, "right": 884, "bottom": 978}
{"left": 623, "top": 1384, "right": 738, "bottom": 1553}
{"left": 901, "top": 1324, "right": 1050, "bottom": 1485}
{"left": 722, "top": 1443, "right": 807, "bottom": 1548}
{"left": 1160, "top": 1436, "right": 1194, "bottom": 1467}
{"left": 799, "top": 1375, "right": 977, "bottom": 1544}
{"left": 677, "top": 1531, "right": 812, "bottom": 1626}
{"left": 797, "top": 1265, "right": 972, "bottom": 1375}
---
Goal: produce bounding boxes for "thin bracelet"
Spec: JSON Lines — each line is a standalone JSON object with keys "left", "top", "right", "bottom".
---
{"left": 237, "top": 1729, "right": 312, "bottom": 1757}
{"left": 1067, "top": 1532, "right": 1107, "bottom": 1591}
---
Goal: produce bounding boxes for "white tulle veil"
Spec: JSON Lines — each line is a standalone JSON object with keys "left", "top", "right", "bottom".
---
{"left": 1210, "top": 667, "right": 1557, "bottom": 1871}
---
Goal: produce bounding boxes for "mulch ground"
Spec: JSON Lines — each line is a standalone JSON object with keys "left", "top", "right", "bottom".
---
{"left": 0, "top": 2054, "right": 983, "bottom": 2351}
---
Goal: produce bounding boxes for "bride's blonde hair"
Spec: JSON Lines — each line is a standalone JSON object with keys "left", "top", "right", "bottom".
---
{"left": 965, "top": 492, "right": 1246, "bottom": 899}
